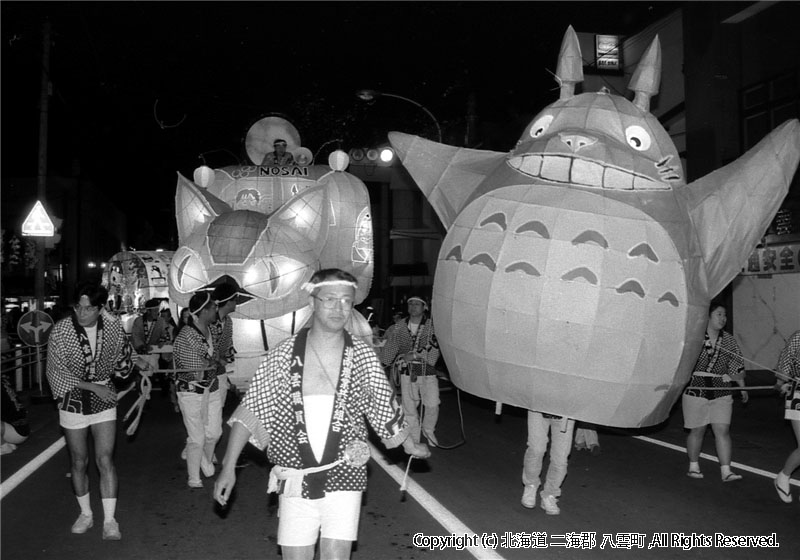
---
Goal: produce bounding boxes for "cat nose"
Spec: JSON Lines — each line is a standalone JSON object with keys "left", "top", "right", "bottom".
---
{"left": 559, "top": 132, "right": 596, "bottom": 152}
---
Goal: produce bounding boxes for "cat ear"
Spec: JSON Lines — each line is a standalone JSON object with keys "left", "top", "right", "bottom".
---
{"left": 175, "top": 173, "right": 232, "bottom": 242}
{"left": 268, "top": 183, "right": 330, "bottom": 249}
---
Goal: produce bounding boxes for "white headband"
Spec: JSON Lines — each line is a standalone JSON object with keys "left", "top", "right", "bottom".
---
{"left": 189, "top": 292, "right": 212, "bottom": 321}
{"left": 214, "top": 292, "right": 238, "bottom": 304}
{"left": 407, "top": 297, "right": 427, "bottom": 306}
{"left": 301, "top": 279, "right": 358, "bottom": 293}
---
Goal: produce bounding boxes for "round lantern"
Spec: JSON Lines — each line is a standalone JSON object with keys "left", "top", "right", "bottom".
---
{"left": 328, "top": 150, "right": 349, "bottom": 171}
{"left": 193, "top": 166, "right": 215, "bottom": 188}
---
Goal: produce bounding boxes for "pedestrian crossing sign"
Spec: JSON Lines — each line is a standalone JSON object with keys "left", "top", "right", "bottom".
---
{"left": 21, "top": 200, "right": 55, "bottom": 237}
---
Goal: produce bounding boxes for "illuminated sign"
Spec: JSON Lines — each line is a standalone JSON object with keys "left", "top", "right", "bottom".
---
{"left": 741, "top": 242, "right": 800, "bottom": 275}
{"left": 21, "top": 200, "right": 55, "bottom": 237}
{"left": 596, "top": 34, "right": 621, "bottom": 71}
{"left": 258, "top": 166, "right": 309, "bottom": 177}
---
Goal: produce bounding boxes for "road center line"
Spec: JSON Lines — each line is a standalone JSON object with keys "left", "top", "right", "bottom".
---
{"left": 0, "top": 436, "right": 66, "bottom": 500}
{"left": 633, "top": 434, "right": 800, "bottom": 487}
{"left": 368, "top": 442, "right": 506, "bottom": 560}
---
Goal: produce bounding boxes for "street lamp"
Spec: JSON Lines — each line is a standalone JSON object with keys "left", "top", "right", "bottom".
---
{"left": 356, "top": 89, "right": 443, "bottom": 143}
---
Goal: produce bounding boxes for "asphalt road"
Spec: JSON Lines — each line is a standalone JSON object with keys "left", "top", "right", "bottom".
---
{"left": 2, "top": 379, "right": 799, "bottom": 560}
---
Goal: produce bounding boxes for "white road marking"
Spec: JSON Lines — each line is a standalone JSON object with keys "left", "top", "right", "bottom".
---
{"left": 0, "top": 436, "right": 66, "bottom": 500}
{"left": 369, "top": 442, "right": 506, "bottom": 560}
{"left": 633, "top": 435, "right": 800, "bottom": 486}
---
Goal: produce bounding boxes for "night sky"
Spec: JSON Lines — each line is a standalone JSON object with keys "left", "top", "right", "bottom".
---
{"left": 2, "top": 1, "right": 684, "bottom": 247}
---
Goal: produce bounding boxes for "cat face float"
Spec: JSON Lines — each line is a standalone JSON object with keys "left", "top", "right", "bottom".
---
{"left": 169, "top": 117, "right": 374, "bottom": 383}
{"left": 390, "top": 27, "right": 800, "bottom": 427}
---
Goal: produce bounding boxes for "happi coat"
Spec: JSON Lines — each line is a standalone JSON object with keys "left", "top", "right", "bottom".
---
{"left": 230, "top": 328, "right": 408, "bottom": 498}
{"left": 46, "top": 310, "right": 134, "bottom": 415}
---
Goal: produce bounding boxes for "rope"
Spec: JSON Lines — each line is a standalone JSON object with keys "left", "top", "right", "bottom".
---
{"left": 400, "top": 456, "right": 413, "bottom": 494}
{"left": 122, "top": 373, "right": 152, "bottom": 436}
{"left": 418, "top": 381, "right": 466, "bottom": 450}
{"left": 684, "top": 385, "right": 780, "bottom": 391}
{"left": 711, "top": 342, "right": 794, "bottom": 382}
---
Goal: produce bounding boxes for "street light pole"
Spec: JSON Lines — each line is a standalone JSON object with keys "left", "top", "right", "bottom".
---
{"left": 35, "top": 21, "right": 51, "bottom": 313}
{"left": 356, "top": 89, "right": 443, "bottom": 143}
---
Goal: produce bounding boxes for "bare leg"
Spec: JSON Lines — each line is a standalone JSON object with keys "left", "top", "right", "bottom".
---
{"left": 90, "top": 420, "right": 118, "bottom": 499}
{"left": 281, "top": 545, "right": 315, "bottom": 560}
{"left": 686, "top": 426, "right": 706, "bottom": 463}
{"left": 780, "top": 420, "right": 800, "bottom": 477}
{"left": 319, "top": 538, "right": 353, "bottom": 560}
{"left": 64, "top": 427, "right": 91, "bottom": 497}
{"left": 710, "top": 423, "right": 732, "bottom": 467}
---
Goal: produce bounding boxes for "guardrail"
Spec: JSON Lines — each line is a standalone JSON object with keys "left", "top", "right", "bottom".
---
{"left": 1, "top": 345, "right": 48, "bottom": 394}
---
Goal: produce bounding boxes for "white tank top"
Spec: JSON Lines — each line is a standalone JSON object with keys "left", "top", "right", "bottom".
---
{"left": 303, "top": 395, "right": 335, "bottom": 463}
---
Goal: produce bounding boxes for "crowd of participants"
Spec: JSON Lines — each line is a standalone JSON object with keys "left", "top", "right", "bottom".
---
{"left": 1, "top": 272, "right": 795, "bottom": 558}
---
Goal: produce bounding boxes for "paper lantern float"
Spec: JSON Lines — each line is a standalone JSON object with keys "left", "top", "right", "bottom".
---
{"left": 102, "top": 250, "right": 175, "bottom": 333}
{"left": 389, "top": 27, "right": 800, "bottom": 428}
{"left": 170, "top": 116, "right": 374, "bottom": 386}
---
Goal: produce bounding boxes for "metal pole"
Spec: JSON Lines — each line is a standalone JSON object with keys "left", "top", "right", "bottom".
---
{"left": 380, "top": 93, "right": 443, "bottom": 143}
{"left": 35, "top": 21, "right": 51, "bottom": 312}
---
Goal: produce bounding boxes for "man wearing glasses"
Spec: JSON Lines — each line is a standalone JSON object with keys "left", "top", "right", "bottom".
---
{"left": 261, "top": 138, "right": 295, "bottom": 166}
{"left": 214, "top": 268, "right": 429, "bottom": 560}
{"left": 46, "top": 282, "right": 151, "bottom": 541}
{"left": 381, "top": 296, "right": 441, "bottom": 448}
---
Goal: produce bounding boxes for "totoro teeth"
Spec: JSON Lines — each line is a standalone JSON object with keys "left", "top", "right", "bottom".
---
{"left": 508, "top": 154, "right": 669, "bottom": 190}
{"left": 604, "top": 167, "right": 634, "bottom": 190}
{"left": 540, "top": 156, "right": 572, "bottom": 182}
{"left": 571, "top": 158, "right": 604, "bottom": 187}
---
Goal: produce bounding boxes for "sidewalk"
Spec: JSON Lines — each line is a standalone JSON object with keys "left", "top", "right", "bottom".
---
{"left": 0, "top": 391, "right": 65, "bottom": 502}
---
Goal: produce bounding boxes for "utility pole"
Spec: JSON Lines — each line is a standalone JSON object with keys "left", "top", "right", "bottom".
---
{"left": 35, "top": 21, "right": 51, "bottom": 312}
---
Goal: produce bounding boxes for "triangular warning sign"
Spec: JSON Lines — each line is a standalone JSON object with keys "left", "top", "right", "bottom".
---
{"left": 22, "top": 200, "right": 55, "bottom": 237}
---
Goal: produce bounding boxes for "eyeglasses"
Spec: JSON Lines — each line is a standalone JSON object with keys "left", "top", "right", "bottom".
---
{"left": 74, "top": 305, "right": 99, "bottom": 315}
{"left": 313, "top": 295, "right": 354, "bottom": 310}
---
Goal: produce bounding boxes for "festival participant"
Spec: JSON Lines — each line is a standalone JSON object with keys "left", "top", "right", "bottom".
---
{"left": 521, "top": 412, "right": 576, "bottom": 515}
{"left": 214, "top": 268, "right": 430, "bottom": 560}
{"left": 774, "top": 330, "right": 800, "bottom": 503}
{"left": 1, "top": 373, "right": 29, "bottom": 455}
{"left": 381, "top": 296, "right": 441, "bottom": 446}
{"left": 175, "top": 307, "right": 192, "bottom": 337}
{"left": 211, "top": 283, "right": 238, "bottom": 408}
{"left": 173, "top": 292, "right": 224, "bottom": 488}
{"left": 261, "top": 138, "right": 295, "bottom": 166}
{"left": 682, "top": 301, "right": 748, "bottom": 481}
{"left": 46, "top": 281, "right": 148, "bottom": 540}
{"left": 131, "top": 298, "right": 170, "bottom": 357}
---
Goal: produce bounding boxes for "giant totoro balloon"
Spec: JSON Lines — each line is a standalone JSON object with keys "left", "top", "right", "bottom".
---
{"left": 389, "top": 27, "right": 800, "bottom": 427}
{"left": 169, "top": 116, "right": 374, "bottom": 384}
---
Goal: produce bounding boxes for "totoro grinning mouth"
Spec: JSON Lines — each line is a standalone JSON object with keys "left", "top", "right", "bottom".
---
{"left": 507, "top": 154, "right": 673, "bottom": 190}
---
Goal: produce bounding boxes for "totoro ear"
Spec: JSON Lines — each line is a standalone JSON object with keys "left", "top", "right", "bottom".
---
{"left": 556, "top": 25, "right": 584, "bottom": 101}
{"left": 629, "top": 35, "right": 661, "bottom": 112}
{"left": 682, "top": 119, "right": 800, "bottom": 298}
{"left": 175, "top": 173, "right": 232, "bottom": 242}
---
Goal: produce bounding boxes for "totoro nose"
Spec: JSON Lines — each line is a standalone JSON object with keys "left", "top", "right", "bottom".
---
{"left": 559, "top": 132, "right": 597, "bottom": 152}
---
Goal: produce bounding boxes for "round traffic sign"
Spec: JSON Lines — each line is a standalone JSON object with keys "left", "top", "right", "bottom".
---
{"left": 17, "top": 310, "right": 55, "bottom": 347}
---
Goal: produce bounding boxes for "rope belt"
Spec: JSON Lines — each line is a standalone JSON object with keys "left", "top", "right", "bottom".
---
{"left": 267, "top": 460, "right": 343, "bottom": 497}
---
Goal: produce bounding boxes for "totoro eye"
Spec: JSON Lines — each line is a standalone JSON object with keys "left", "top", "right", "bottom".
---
{"left": 625, "top": 125, "right": 651, "bottom": 151}
{"left": 529, "top": 115, "right": 554, "bottom": 138}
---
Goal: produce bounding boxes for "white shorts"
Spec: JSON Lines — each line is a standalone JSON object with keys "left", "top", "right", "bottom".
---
{"left": 277, "top": 491, "right": 362, "bottom": 546}
{"left": 59, "top": 407, "right": 116, "bottom": 430}
{"left": 682, "top": 394, "right": 733, "bottom": 429}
